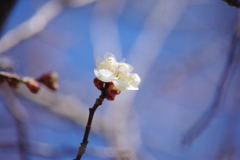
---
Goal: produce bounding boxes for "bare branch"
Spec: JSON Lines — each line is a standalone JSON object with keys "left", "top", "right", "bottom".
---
{"left": 0, "top": 83, "right": 29, "bottom": 160}
{"left": 0, "top": 0, "right": 97, "bottom": 54}
{"left": 15, "top": 83, "right": 111, "bottom": 135}
{"left": 182, "top": 12, "right": 240, "bottom": 146}
{"left": 103, "top": 1, "right": 190, "bottom": 159}
{"left": 74, "top": 83, "right": 108, "bottom": 160}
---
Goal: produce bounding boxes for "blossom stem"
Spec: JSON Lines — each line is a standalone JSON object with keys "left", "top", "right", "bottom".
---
{"left": 74, "top": 83, "right": 108, "bottom": 160}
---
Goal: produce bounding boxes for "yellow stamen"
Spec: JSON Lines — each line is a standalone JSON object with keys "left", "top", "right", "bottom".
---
{"left": 120, "top": 58, "right": 126, "bottom": 63}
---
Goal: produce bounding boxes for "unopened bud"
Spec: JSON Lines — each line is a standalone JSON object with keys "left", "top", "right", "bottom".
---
{"left": 6, "top": 78, "right": 20, "bottom": 88}
{"left": 25, "top": 79, "right": 40, "bottom": 94}
{"left": 49, "top": 72, "right": 58, "bottom": 83}
{"left": 105, "top": 82, "right": 121, "bottom": 101}
{"left": 107, "top": 82, "right": 121, "bottom": 96}
{"left": 38, "top": 72, "right": 58, "bottom": 83}
{"left": 94, "top": 78, "right": 104, "bottom": 91}
{"left": 37, "top": 72, "right": 59, "bottom": 90}
{"left": 46, "top": 83, "right": 58, "bottom": 90}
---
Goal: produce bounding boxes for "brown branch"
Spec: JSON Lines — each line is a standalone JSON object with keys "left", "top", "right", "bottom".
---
{"left": 73, "top": 83, "right": 108, "bottom": 160}
{"left": 0, "top": 71, "right": 58, "bottom": 93}
{"left": 0, "top": 0, "right": 17, "bottom": 32}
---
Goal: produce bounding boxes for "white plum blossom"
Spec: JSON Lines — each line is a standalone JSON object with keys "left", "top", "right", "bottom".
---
{"left": 94, "top": 52, "right": 141, "bottom": 91}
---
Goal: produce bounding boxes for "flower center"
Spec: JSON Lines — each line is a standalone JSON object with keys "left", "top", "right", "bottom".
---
{"left": 114, "top": 58, "right": 126, "bottom": 79}
{"left": 100, "top": 57, "right": 136, "bottom": 82}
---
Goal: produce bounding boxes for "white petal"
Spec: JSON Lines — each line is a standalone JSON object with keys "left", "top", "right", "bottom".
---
{"left": 113, "top": 79, "right": 138, "bottom": 91}
{"left": 112, "top": 80, "right": 129, "bottom": 91}
{"left": 116, "top": 63, "right": 134, "bottom": 75}
{"left": 94, "top": 69, "right": 115, "bottom": 82}
{"left": 127, "top": 73, "right": 141, "bottom": 88}
{"left": 96, "top": 56, "right": 104, "bottom": 69}
{"left": 125, "top": 63, "right": 134, "bottom": 73}
{"left": 130, "top": 73, "right": 141, "bottom": 82}
{"left": 94, "top": 69, "right": 100, "bottom": 77}
{"left": 104, "top": 52, "right": 116, "bottom": 61}
{"left": 116, "top": 64, "right": 129, "bottom": 76}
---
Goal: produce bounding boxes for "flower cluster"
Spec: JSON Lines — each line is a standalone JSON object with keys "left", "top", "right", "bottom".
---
{"left": 0, "top": 71, "right": 58, "bottom": 94}
{"left": 94, "top": 52, "right": 140, "bottom": 100}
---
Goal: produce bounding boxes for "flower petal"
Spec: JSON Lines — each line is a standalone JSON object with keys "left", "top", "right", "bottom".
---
{"left": 94, "top": 52, "right": 141, "bottom": 91}
{"left": 96, "top": 56, "right": 104, "bottom": 69}
{"left": 113, "top": 79, "right": 138, "bottom": 91}
{"left": 129, "top": 73, "right": 141, "bottom": 88}
{"left": 94, "top": 69, "right": 115, "bottom": 82}
{"left": 124, "top": 63, "right": 134, "bottom": 73}
{"left": 130, "top": 73, "right": 141, "bottom": 82}
{"left": 112, "top": 80, "right": 129, "bottom": 91}
{"left": 104, "top": 52, "right": 116, "bottom": 61}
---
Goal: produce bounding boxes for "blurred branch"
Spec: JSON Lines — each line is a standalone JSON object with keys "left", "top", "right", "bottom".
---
{"left": 15, "top": 82, "right": 113, "bottom": 136}
{"left": 0, "top": 142, "right": 140, "bottom": 159}
{"left": 215, "top": 114, "right": 238, "bottom": 159}
{"left": 0, "top": 141, "right": 76, "bottom": 157}
{"left": 104, "top": 1, "right": 190, "bottom": 159}
{"left": 0, "top": 0, "right": 96, "bottom": 54}
{"left": 215, "top": 42, "right": 240, "bottom": 160}
{"left": 0, "top": 71, "right": 58, "bottom": 93}
{"left": 182, "top": 13, "right": 240, "bottom": 146}
{"left": 222, "top": 0, "right": 240, "bottom": 7}
{"left": 89, "top": 147, "right": 138, "bottom": 160}
{"left": 28, "top": 141, "right": 75, "bottom": 158}
{"left": 0, "top": 0, "right": 63, "bottom": 54}
{"left": 0, "top": 83, "right": 29, "bottom": 160}
{"left": 90, "top": 147, "right": 158, "bottom": 160}
{"left": 90, "top": 0, "right": 126, "bottom": 59}
{"left": 0, "top": 0, "right": 16, "bottom": 33}
{"left": 215, "top": 124, "right": 237, "bottom": 160}
{"left": 0, "top": 142, "right": 18, "bottom": 148}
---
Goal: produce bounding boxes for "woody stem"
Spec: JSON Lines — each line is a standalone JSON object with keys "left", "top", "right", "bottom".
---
{"left": 73, "top": 83, "right": 108, "bottom": 160}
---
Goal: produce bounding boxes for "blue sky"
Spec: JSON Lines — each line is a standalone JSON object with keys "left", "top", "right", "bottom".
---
{"left": 0, "top": 0, "right": 239, "bottom": 160}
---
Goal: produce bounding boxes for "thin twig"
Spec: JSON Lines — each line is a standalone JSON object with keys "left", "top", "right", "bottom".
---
{"left": 215, "top": 18, "right": 240, "bottom": 160}
{"left": 74, "top": 83, "right": 108, "bottom": 160}
{"left": 182, "top": 14, "right": 240, "bottom": 146}
{"left": 0, "top": 83, "right": 29, "bottom": 160}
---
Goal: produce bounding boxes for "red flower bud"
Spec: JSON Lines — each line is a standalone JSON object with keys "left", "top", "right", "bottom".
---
{"left": 105, "top": 82, "right": 121, "bottom": 101}
{"left": 38, "top": 72, "right": 58, "bottom": 83}
{"left": 6, "top": 78, "right": 20, "bottom": 88}
{"left": 94, "top": 79, "right": 121, "bottom": 101}
{"left": 46, "top": 83, "right": 58, "bottom": 91}
{"left": 94, "top": 78, "right": 103, "bottom": 91}
{"left": 107, "top": 82, "right": 121, "bottom": 96}
{"left": 37, "top": 72, "right": 58, "bottom": 90}
{"left": 25, "top": 79, "right": 40, "bottom": 94}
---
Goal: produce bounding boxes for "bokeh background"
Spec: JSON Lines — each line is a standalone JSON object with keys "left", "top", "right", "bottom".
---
{"left": 0, "top": 0, "right": 239, "bottom": 160}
